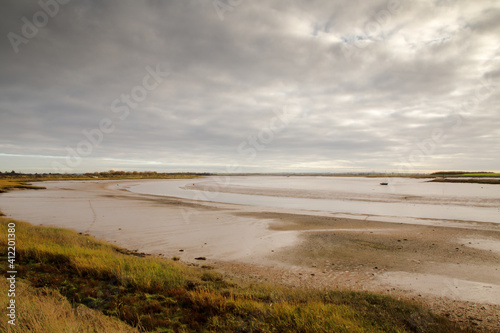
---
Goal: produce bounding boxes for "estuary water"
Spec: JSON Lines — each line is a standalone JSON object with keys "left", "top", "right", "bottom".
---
{"left": 129, "top": 176, "right": 500, "bottom": 225}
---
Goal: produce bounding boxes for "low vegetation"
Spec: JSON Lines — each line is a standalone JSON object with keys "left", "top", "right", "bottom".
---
{"left": 429, "top": 171, "right": 500, "bottom": 177}
{"left": 0, "top": 180, "right": 46, "bottom": 193}
{"left": 0, "top": 171, "right": 206, "bottom": 193}
{"left": 0, "top": 215, "right": 468, "bottom": 332}
{"left": 0, "top": 170, "right": 207, "bottom": 182}
{"left": 429, "top": 171, "right": 500, "bottom": 184}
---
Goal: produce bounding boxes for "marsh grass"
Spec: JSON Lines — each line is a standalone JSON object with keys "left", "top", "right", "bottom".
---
{"left": 4, "top": 220, "right": 186, "bottom": 291}
{"left": 429, "top": 171, "right": 500, "bottom": 184}
{"left": 0, "top": 278, "right": 138, "bottom": 333}
{"left": 0, "top": 217, "right": 469, "bottom": 332}
{"left": 0, "top": 180, "right": 46, "bottom": 193}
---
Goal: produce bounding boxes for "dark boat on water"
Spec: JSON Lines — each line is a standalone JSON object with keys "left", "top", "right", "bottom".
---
{"left": 380, "top": 182, "right": 388, "bottom": 185}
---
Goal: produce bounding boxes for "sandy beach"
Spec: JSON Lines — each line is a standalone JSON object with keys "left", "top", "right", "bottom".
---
{"left": 1, "top": 178, "right": 499, "bottom": 331}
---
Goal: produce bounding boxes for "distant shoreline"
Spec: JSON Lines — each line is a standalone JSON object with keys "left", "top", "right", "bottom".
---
{"left": 429, "top": 178, "right": 500, "bottom": 184}
{"left": 1, "top": 170, "right": 500, "bottom": 182}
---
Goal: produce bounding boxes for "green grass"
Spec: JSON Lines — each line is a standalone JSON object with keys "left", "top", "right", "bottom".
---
{"left": 0, "top": 216, "right": 469, "bottom": 332}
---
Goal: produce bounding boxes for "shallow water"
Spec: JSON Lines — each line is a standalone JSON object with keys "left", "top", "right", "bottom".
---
{"left": 129, "top": 176, "right": 500, "bottom": 224}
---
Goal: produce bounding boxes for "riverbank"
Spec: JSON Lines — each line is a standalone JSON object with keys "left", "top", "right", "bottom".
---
{"left": 1, "top": 216, "right": 466, "bottom": 332}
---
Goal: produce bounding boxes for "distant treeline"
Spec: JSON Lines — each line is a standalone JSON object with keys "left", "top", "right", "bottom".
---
{"left": 0, "top": 171, "right": 210, "bottom": 180}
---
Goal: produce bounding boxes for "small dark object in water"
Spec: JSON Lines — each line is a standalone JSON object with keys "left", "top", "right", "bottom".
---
{"left": 380, "top": 182, "right": 388, "bottom": 185}
{"left": 195, "top": 257, "right": 206, "bottom": 260}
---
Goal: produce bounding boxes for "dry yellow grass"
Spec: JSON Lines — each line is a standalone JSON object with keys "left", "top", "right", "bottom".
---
{"left": 0, "top": 278, "right": 138, "bottom": 333}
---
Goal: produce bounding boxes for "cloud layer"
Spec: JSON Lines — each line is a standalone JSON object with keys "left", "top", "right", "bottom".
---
{"left": 1, "top": 0, "right": 499, "bottom": 173}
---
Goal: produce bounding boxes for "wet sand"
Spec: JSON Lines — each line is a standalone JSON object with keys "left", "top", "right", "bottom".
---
{"left": 1, "top": 179, "right": 499, "bottom": 331}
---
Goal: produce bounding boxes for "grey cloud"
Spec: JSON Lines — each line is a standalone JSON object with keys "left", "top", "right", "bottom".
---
{"left": 0, "top": 0, "right": 499, "bottom": 173}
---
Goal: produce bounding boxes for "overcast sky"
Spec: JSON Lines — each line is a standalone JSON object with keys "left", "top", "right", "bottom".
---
{"left": 1, "top": 0, "right": 499, "bottom": 173}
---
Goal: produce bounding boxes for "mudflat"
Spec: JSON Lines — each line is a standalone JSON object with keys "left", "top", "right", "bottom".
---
{"left": 1, "top": 179, "right": 499, "bottom": 331}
